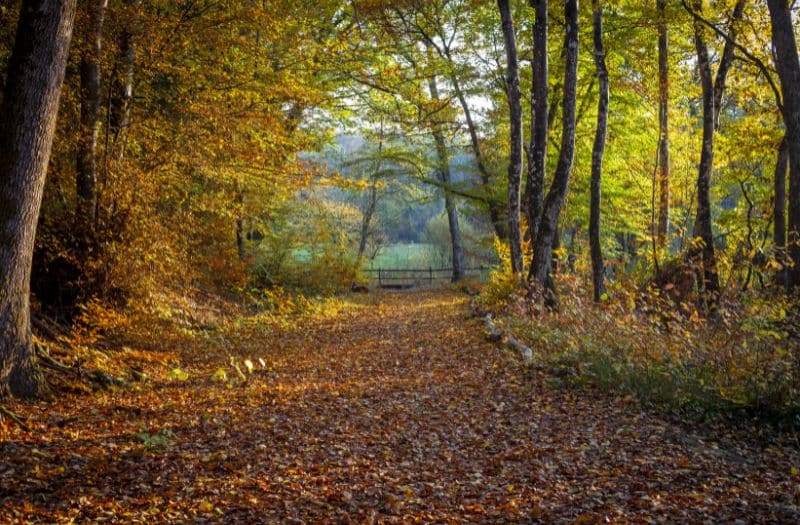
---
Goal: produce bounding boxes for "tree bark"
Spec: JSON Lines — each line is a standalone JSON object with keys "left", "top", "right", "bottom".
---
{"left": 691, "top": 6, "right": 719, "bottom": 296}
{"left": 356, "top": 125, "right": 384, "bottom": 267}
{"left": 357, "top": 180, "right": 378, "bottom": 263}
{"left": 590, "top": 0, "right": 608, "bottom": 302}
{"left": 428, "top": 74, "right": 465, "bottom": 282}
{"left": 687, "top": 0, "right": 744, "bottom": 298}
{"left": 76, "top": 0, "right": 109, "bottom": 237}
{"left": 447, "top": 70, "right": 508, "bottom": 240}
{"left": 497, "top": 0, "right": 524, "bottom": 275}
{"left": 399, "top": 11, "right": 508, "bottom": 241}
{"left": 529, "top": 0, "right": 579, "bottom": 289}
{"left": 235, "top": 185, "right": 246, "bottom": 261}
{"left": 712, "top": 1, "right": 745, "bottom": 129}
{"left": 774, "top": 135, "right": 789, "bottom": 290}
{"left": 656, "top": 0, "right": 670, "bottom": 247}
{"left": 766, "top": 0, "right": 800, "bottom": 292}
{"left": 0, "top": 0, "right": 78, "bottom": 398}
{"left": 525, "top": 0, "right": 548, "bottom": 248}
{"left": 109, "top": 0, "right": 139, "bottom": 151}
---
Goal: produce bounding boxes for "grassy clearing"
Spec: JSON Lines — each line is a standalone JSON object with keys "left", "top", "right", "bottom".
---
{"left": 366, "top": 243, "right": 447, "bottom": 269}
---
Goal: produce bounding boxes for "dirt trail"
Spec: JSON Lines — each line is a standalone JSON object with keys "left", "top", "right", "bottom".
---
{"left": 1, "top": 291, "right": 798, "bottom": 523}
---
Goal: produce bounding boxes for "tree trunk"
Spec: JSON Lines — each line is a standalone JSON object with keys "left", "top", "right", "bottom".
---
{"left": 774, "top": 135, "right": 789, "bottom": 290}
{"left": 356, "top": 124, "right": 384, "bottom": 268}
{"left": 525, "top": 0, "right": 548, "bottom": 247}
{"left": 357, "top": 181, "right": 378, "bottom": 263}
{"left": 767, "top": 0, "right": 800, "bottom": 292}
{"left": 428, "top": 74, "right": 465, "bottom": 282}
{"left": 439, "top": 158, "right": 465, "bottom": 283}
{"left": 109, "top": 0, "right": 139, "bottom": 152}
{"left": 448, "top": 71, "right": 507, "bottom": 240}
{"left": 76, "top": 0, "right": 108, "bottom": 238}
{"left": 551, "top": 223, "right": 561, "bottom": 275}
{"left": 687, "top": 0, "right": 743, "bottom": 298}
{"left": 497, "top": 0, "right": 524, "bottom": 275}
{"left": 691, "top": 18, "right": 719, "bottom": 295}
{"left": 0, "top": 0, "right": 78, "bottom": 398}
{"left": 235, "top": 185, "right": 246, "bottom": 261}
{"left": 712, "top": 1, "right": 745, "bottom": 129}
{"left": 590, "top": 0, "right": 608, "bottom": 302}
{"left": 656, "top": 0, "right": 670, "bottom": 247}
{"left": 529, "top": 0, "right": 579, "bottom": 289}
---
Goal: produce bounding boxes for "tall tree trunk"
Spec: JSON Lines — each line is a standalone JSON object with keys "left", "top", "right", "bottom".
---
{"left": 357, "top": 181, "right": 378, "bottom": 264}
{"left": 76, "top": 0, "right": 109, "bottom": 236}
{"left": 438, "top": 150, "right": 466, "bottom": 282}
{"left": 691, "top": 5, "right": 720, "bottom": 296}
{"left": 712, "top": 1, "right": 745, "bottom": 129}
{"left": 424, "top": 28, "right": 508, "bottom": 240}
{"left": 766, "top": 0, "right": 800, "bottom": 292}
{"left": 656, "top": 0, "right": 670, "bottom": 247}
{"left": 448, "top": 70, "right": 507, "bottom": 240}
{"left": 551, "top": 223, "right": 561, "bottom": 275}
{"left": 529, "top": 0, "right": 579, "bottom": 289}
{"left": 774, "top": 135, "right": 789, "bottom": 290}
{"left": 497, "top": 0, "right": 524, "bottom": 275}
{"left": 525, "top": 0, "right": 548, "bottom": 247}
{"left": 590, "top": 0, "right": 608, "bottom": 302}
{"left": 0, "top": 0, "right": 78, "bottom": 398}
{"left": 235, "top": 184, "right": 246, "bottom": 261}
{"left": 109, "top": 0, "right": 139, "bottom": 153}
{"left": 687, "top": 0, "right": 743, "bottom": 298}
{"left": 97, "top": 0, "right": 138, "bottom": 247}
{"left": 428, "top": 74, "right": 465, "bottom": 282}
{"left": 356, "top": 124, "right": 384, "bottom": 268}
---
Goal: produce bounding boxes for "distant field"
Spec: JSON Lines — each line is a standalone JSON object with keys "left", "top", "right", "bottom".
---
{"left": 285, "top": 242, "right": 494, "bottom": 276}
{"left": 366, "top": 243, "right": 448, "bottom": 270}
{"left": 284, "top": 243, "right": 445, "bottom": 268}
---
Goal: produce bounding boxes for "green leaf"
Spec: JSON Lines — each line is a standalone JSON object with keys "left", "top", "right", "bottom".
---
{"left": 167, "top": 368, "right": 189, "bottom": 381}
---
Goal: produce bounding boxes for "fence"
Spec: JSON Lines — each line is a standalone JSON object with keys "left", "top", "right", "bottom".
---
{"left": 363, "top": 266, "right": 493, "bottom": 289}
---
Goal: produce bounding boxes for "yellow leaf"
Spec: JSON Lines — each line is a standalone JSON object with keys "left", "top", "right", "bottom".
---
{"left": 167, "top": 368, "right": 189, "bottom": 381}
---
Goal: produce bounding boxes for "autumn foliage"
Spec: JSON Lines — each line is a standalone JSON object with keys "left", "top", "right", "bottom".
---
{"left": 1, "top": 0, "right": 800, "bottom": 521}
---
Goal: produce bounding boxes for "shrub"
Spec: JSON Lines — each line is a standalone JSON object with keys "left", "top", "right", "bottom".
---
{"left": 488, "top": 275, "right": 800, "bottom": 422}
{"left": 476, "top": 237, "right": 525, "bottom": 310}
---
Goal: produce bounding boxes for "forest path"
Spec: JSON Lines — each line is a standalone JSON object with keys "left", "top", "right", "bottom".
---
{"left": 1, "top": 290, "right": 799, "bottom": 523}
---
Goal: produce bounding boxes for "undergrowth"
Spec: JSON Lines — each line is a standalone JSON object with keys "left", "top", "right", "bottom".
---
{"left": 34, "top": 283, "right": 353, "bottom": 394}
{"left": 479, "top": 263, "right": 800, "bottom": 425}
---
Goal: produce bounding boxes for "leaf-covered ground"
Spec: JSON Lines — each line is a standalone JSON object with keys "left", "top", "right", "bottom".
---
{"left": 2, "top": 291, "right": 800, "bottom": 523}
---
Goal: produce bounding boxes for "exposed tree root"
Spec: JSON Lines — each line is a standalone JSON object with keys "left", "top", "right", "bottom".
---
{"left": 34, "top": 344, "right": 129, "bottom": 389}
{"left": 0, "top": 406, "right": 31, "bottom": 432}
{"left": 484, "top": 314, "right": 534, "bottom": 365}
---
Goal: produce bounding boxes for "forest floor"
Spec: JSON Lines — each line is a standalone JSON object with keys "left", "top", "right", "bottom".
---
{"left": 1, "top": 290, "right": 800, "bottom": 523}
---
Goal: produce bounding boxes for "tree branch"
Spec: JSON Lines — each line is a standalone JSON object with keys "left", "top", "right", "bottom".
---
{"left": 680, "top": 0, "right": 783, "bottom": 110}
